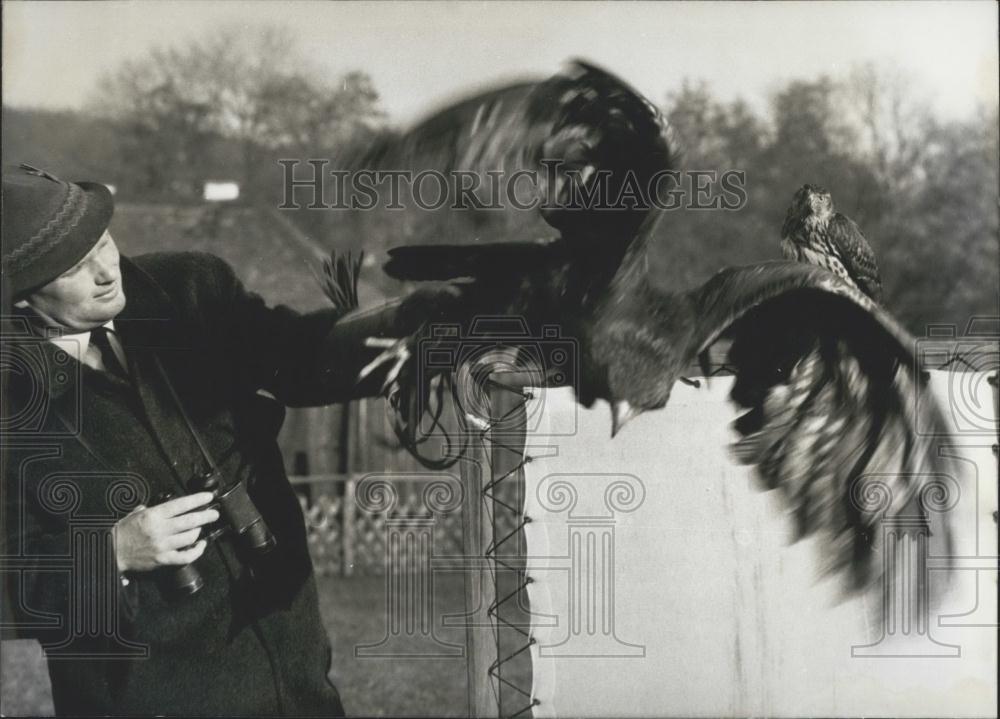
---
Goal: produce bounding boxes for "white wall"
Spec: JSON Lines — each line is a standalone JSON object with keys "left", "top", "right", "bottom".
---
{"left": 522, "top": 373, "right": 997, "bottom": 717}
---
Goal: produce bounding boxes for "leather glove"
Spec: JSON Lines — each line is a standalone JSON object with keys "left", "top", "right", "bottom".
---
{"left": 320, "top": 280, "right": 475, "bottom": 399}
{"left": 393, "top": 280, "right": 474, "bottom": 336}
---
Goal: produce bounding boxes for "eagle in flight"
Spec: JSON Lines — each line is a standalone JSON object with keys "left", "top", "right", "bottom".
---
{"left": 324, "top": 61, "right": 952, "bottom": 593}
{"left": 781, "top": 184, "right": 884, "bottom": 302}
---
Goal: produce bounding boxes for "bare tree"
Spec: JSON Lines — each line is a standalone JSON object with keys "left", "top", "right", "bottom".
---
{"left": 89, "top": 24, "right": 385, "bottom": 200}
{"left": 840, "top": 63, "right": 935, "bottom": 200}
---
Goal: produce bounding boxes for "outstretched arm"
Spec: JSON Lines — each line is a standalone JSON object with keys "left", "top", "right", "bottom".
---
{"left": 146, "top": 252, "right": 469, "bottom": 406}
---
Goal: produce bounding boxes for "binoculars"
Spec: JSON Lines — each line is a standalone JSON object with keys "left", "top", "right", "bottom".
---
{"left": 155, "top": 469, "right": 277, "bottom": 597}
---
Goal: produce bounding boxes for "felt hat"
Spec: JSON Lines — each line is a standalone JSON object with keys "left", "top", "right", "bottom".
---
{"left": 2, "top": 163, "right": 114, "bottom": 298}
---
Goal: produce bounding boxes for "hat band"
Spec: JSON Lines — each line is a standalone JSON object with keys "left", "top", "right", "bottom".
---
{"left": 3, "top": 183, "right": 89, "bottom": 272}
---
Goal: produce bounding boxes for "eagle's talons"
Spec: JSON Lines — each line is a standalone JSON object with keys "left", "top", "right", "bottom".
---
{"left": 697, "top": 349, "right": 713, "bottom": 389}
{"left": 358, "top": 338, "right": 411, "bottom": 393}
{"left": 463, "top": 412, "right": 490, "bottom": 431}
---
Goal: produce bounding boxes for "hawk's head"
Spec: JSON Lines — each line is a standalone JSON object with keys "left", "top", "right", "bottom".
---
{"left": 782, "top": 184, "right": 835, "bottom": 239}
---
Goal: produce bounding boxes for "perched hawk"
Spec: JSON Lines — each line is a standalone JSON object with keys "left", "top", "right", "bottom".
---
{"left": 781, "top": 184, "right": 884, "bottom": 302}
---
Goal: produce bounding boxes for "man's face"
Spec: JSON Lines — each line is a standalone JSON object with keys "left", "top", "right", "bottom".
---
{"left": 16, "top": 231, "right": 126, "bottom": 331}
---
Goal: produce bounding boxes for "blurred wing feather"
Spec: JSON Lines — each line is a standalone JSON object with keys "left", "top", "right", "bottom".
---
{"left": 384, "top": 238, "right": 565, "bottom": 281}
{"left": 343, "top": 60, "right": 677, "bottom": 244}
{"left": 665, "top": 261, "right": 951, "bottom": 588}
{"left": 685, "top": 261, "right": 900, "bottom": 357}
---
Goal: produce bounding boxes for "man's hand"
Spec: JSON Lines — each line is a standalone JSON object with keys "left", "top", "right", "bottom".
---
{"left": 113, "top": 492, "right": 219, "bottom": 573}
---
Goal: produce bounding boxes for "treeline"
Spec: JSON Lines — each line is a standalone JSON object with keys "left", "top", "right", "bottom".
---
{"left": 3, "top": 26, "right": 996, "bottom": 333}
{"left": 658, "top": 71, "right": 999, "bottom": 331}
{"left": 5, "top": 26, "right": 384, "bottom": 205}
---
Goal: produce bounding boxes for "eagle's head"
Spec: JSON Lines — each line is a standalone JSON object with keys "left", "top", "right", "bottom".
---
{"left": 782, "top": 184, "right": 835, "bottom": 239}
{"left": 597, "top": 293, "right": 692, "bottom": 437}
{"left": 605, "top": 336, "right": 677, "bottom": 437}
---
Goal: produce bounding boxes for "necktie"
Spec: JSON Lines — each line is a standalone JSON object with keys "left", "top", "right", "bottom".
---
{"left": 89, "top": 327, "right": 129, "bottom": 380}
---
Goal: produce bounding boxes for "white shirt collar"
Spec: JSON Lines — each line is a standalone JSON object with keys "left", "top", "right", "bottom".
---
{"left": 48, "top": 320, "right": 117, "bottom": 365}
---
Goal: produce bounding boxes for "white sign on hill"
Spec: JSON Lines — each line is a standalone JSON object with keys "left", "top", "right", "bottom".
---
{"left": 204, "top": 181, "right": 240, "bottom": 202}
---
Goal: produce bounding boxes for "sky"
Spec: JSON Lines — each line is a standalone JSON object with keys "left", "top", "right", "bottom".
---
{"left": 3, "top": 1, "right": 998, "bottom": 127}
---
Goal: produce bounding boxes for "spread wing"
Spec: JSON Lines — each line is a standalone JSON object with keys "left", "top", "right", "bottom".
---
{"left": 342, "top": 60, "right": 677, "bottom": 247}
{"left": 828, "top": 213, "right": 884, "bottom": 302}
{"left": 661, "top": 262, "right": 952, "bottom": 588}
{"left": 383, "top": 237, "right": 565, "bottom": 281}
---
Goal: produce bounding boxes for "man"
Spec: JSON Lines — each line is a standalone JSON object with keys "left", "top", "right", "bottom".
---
{"left": 0, "top": 164, "right": 454, "bottom": 715}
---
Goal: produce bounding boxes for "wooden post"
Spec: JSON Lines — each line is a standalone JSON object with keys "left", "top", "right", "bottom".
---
{"left": 461, "top": 369, "right": 533, "bottom": 718}
{"left": 306, "top": 406, "right": 338, "bottom": 504}
{"left": 460, "top": 443, "right": 498, "bottom": 718}
{"left": 337, "top": 402, "right": 352, "bottom": 475}
{"left": 487, "top": 372, "right": 531, "bottom": 718}
{"left": 342, "top": 476, "right": 357, "bottom": 578}
{"left": 344, "top": 400, "right": 365, "bottom": 578}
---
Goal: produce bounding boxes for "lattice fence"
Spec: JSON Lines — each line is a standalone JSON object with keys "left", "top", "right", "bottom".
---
{"left": 292, "top": 473, "right": 519, "bottom": 575}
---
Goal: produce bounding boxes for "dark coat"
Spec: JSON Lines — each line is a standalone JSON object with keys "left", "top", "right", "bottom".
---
{"left": 2, "top": 252, "right": 381, "bottom": 716}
